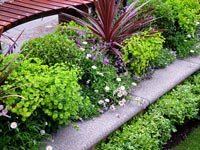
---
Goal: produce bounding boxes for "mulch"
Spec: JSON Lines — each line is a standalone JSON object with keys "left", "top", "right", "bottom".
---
{"left": 162, "top": 118, "right": 200, "bottom": 150}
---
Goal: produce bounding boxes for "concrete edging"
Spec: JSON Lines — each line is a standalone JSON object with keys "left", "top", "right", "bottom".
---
{"left": 47, "top": 55, "right": 200, "bottom": 150}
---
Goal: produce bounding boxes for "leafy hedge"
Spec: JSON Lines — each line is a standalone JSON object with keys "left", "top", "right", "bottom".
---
{"left": 96, "top": 71, "right": 200, "bottom": 150}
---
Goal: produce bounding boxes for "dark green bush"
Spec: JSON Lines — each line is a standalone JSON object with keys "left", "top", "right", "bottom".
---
{"left": 151, "top": 48, "right": 176, "bottom": 69}
{"left": 21, "top": 32, "right": 84, "bottom": 67}
{"left": 97, "top": 113, "right": 173, "bottom": 150}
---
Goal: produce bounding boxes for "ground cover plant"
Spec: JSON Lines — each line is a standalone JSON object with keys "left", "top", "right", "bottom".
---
{"left": 0, "top": 0, "right": 199, "bottom": 149}
{"left": 96, "top": 71, "right": 200, "bottom": 150}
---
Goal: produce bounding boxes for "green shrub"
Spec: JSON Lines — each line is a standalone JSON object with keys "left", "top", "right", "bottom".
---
{"left": 151, "top": 48, "right": 176, "bottom": 69}
{"left": 21, "top": 32, "right": 84, "bottom": 67}
{"left": 97, "top": 113, "right": 172, "bottom": 150}
{"left": 167, "top": 32, "right": 200, "bottom": 58}
{"left": 149, "top": 85, "right": 199, "bottom": 124}
{"left": 122, "top": 31, "right": 165, "bottom": 76}
{"left": 1, "top": 56, "right": 84, "bottom": 124}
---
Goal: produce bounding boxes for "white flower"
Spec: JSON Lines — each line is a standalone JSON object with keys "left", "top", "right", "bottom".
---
{"left": 80, "top": 47, "right": 85, "bottom": 51}
{"left": 120, "top": 86, "right": 125, "bottom": 91}
{"left": 97, "top": 72, "right": 104, "bottom": 76}
{"left": 104, "top": 98, "right": 110, "bottom": 103}
{"left": 116, "top": 77, "right": 121, "bottom": 82}
{"left": 118, "top": 100, "right": 125, "bottom": 106}
{"left": 184, "top": 39, "right": 187, "bottom": 42}
{"left": 86, "top": 54, "right": 92, "bottom": 59}
{"left": 94, "top": 90, "right": 99, "bottom": 93}
{"left": 91, "top": 65, "right": 97, "bottom": 69}
{"left": 0, "top": 105, "right": 4, "bottom": 111}
{"left": 190, "top": 50, "right": 195, "bottom": 53}
{"left": 117, "top": 92, "right": 123, "bottom": 97}
{"left": 98, "top": 100, "right": 104, "bottom": 105}
{"left": 105, "top": 86, "right": 110, "bottom": 91}
{"left": 121, "top": 98, "right": 127, "bottom": 103}
{"left": 196, "top": 22, "right": 200, "bottom": 25}
{"left": 46, "top": 145, "right": 53, "bottom": 150}
{"left": 187, "top": 34, "right": 191, "bottom": 38}
{"left": 10, "top": 122, "right": 17, "bottom": 129}
{"left": 110, "top": 105, "right": 116, "bottom": 111}
{"left": 82, "top": 41, "right": 88, "bottom": 45}
{"left": 40, "top": 130, "right": 46, "bottom": 135}
{"left": 45, "top": 122, "right": 48, "bottom": 126}
{"left": 131, "top": 82, "right": 137, "bottom": 86}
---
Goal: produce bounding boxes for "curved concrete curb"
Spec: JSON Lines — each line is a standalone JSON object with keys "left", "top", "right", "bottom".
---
{"left": 46, "top": 55, "right": 200, "bottom": 150}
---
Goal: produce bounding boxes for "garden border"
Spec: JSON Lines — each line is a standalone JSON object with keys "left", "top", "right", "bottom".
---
{"left": 45, "top": 55, "right": 200, "bottom": 150}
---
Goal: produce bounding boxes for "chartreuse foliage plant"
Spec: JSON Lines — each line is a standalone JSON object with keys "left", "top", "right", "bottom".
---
{"left": 122, "top": 31, "right": 165, "bottom": 75}
{"left": 1, "top": 56, "right": 85, "bottom": 124}
{"left": 96, "top": 71, "right": 200, "bottom": 150}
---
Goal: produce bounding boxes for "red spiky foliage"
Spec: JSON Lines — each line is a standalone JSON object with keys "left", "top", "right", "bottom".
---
{"left": 62, "top": 0, "right": 157, "bottom": 59}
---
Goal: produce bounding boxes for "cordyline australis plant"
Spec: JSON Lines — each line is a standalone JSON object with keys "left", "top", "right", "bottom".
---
{"left": 61, "top": 0, "right": 157, "bottom": 59}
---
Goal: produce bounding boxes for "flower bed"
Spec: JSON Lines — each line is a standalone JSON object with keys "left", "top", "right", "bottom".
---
{"left": 0, "top": 0, "right": 199, "bottom": 149}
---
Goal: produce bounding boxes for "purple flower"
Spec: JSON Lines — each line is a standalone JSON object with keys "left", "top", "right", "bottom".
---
{"left": 102, "top": 57, "right": 109, "bottom": 65}
{"left": 91, "top": 55, "right": 96, "bottom": 61}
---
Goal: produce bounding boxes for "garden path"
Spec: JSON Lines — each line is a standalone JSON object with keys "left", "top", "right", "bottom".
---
{"left": 0, "top": 14, "right": 58, "bottom": 53}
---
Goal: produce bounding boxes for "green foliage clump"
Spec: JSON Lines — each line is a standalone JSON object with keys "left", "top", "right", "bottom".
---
{"left": 1, "top": 56, "right": 84, "bottom": 124}
{"left": 122, "top": 31, "right": 165, "bottom": 75}
{"left": 97, "top": 113, "right": 172, "bottom": 150}
{"left": 151, "top": 48, "right": 176, "bottom": 69}
{"left": 167, "top": 32, "right": 200, "bottom": 58}
{"left": 149, "top": 85, "right": 199, "bottom": 124}
{"left": 21, "top": 32, "right": 84, "bottom": 66}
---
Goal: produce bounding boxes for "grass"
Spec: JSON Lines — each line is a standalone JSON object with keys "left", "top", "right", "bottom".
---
{"left": 173, "top": 125, "right": 200, "bottom": 150}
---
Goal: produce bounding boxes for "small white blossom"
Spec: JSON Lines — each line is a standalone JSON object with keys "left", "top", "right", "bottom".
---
{"left": 187, "top": 34, "right": 191, "bottom": 38}
{"left": 10, "top": 122, "right": 17, "bottom": 129}
{"left": 196, "top": 22, "right": 200, "bottom": 25}
{"left": 131, "top": 82, "right": 137, "bottom": 86}
{"left": 110, "top": 105, "right": 116, "bottom": 111}
{"left": 94, "top": 90, "right": 99, "bottom": 93}
{"left": 91, "top": 65, "right": 97, "bottom": 69}
{"left": 82, "top": 41, "right": 88, "bottom": 45}
{"left": 86, "top": 54, "right": 92, "bottom": 59}
{"left": 104, "top": 98, "right": 110, "bottom": 103}
{"left": 120, "top": 86, "right": 125, "bottom": 91}
{"left": 117, "top": 92, "right": 123, "bottom": 97}
{"left": 190, "top": 50, "right": 195, "bottom": 53}
{"left": 105, "top": 86, "right": 110, "bottom": 91}
{"left": 80, "top": 47, "right": 85, "bottom": 51}
{"left": 118, "top": 100, "right": 125, "bottom": 106}
{"left": 121, "top": 98, "right": 127, "bottom": 103}
{"left": 98, "top": 100, "right": 104, "bottom": 105}
{"left": 184, "top": 39, "right": 187, "bottom": 42}
{"left": 45, "top": 122, "right": 48, "bottom": 126}
{"left": 97, "top": 72, "right": 104, "bottom": 76}
{"left": 116, "top": 77, "right": 121, "bottom": 82}
{"left": 46, "top": 145, "right": 53, "bottom": 150}
{"left": 40, "top": 130, "right": 46, "bottom": 135}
